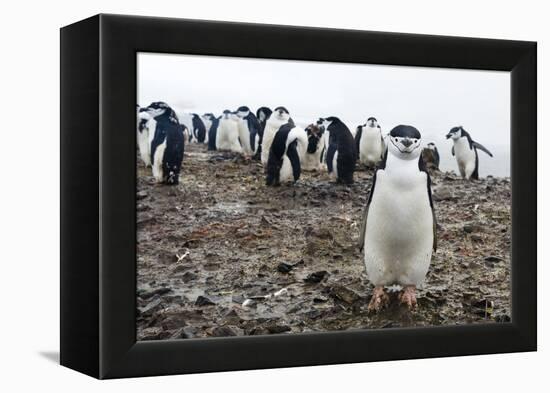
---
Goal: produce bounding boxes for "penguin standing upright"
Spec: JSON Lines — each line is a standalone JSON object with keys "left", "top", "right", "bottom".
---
{"left": 322, "top": 116, "right": 357, "bottom": 184}
{"left": 359, "top": 125, "right": 437, "bottom": 311}
{"left": 265, "top": 124, "right": 308, "bottom": 186}
{"left": 203, "top": 113, "right": 219, "bottom": 151}
{"left": 137, "top": 106, "right": 154, "bottom": 167}
{"left": 261, "top": 107, "right": 293, "bottom": 166}
{"left": 421, "top": 142, "right": 440, "bottom": 170}
{"left": 216, "top": 110, "right": 242, "bottom": 153}
{"left": 235, "top": 106, "right": 261, "bottom": 156}
{"left": 302, "top": 120, "right": 326, "bottom": 171}
{"left": 446, "top": 126, "right": 493, "bottom": 179}
{"left": 143, "top": 102, "right": 185, "bottom": 185}
{"left": 191, "top": 114, "right": 207, "bottom": 143}
{"left": 355, "top": 117, "right": 386, "bottom": 168}
{"left": 254, "top": 107, "right": 273, "bottom": 160}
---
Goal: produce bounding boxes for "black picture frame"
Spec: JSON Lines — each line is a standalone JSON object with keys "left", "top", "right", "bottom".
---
{"left": 60, "top": 14, "right": 537, "bottom": 379}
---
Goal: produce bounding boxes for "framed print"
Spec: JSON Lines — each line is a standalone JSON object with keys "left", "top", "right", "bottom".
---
{"left": 60, "top": 14, "right": 536, "bottom": 379}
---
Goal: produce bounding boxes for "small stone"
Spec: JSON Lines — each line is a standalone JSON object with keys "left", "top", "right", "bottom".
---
{"left": 195, "top": 295, "right": 215, "bottom": 306}
{"left": 136, "top": 190, "right": 148, "bottom": 200}
{"left": 137, "top": 203, "right": 151, "bottom": 212}
{"left": 329, "top": 285, "right": 361, "bottom": 304}
{"left": 494, "top": 314, "right": 511, "bottom": 323}
{"left": 484, "top": 256, "right": 503, "bottom": 263}
{"left": 277, "top": 262, "right": 294, "bottom": 273}
{"left": 303, "top": 270, "right": 329, "bottom": 284}
{"left": 266, "top": 324, "right": 291, "bottom": 334}
{"left": 470, "top": 234, "right": 483, "bottom": 242}
{"left": 139, "top": 287, "right": 172, "bottom": 299}
{"left": 433, "top": 186, "right": 454, "bottom": 201}
{"left": 181, "top": 271, "right": 198, "bottom": 282}
{"left": 139, "top": 298, "right": 163, "bottom": 316}
{"left": 208, "top": 325, "right": 243, "bottom": 337}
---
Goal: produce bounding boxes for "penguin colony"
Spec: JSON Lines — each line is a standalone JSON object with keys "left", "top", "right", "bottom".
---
{"left": 137, "top": 102, "right": 494, "bottom": 311}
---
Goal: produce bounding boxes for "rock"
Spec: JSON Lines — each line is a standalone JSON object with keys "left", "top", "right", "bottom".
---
{"left": 313, "top": 296, "right": 328, "bottom": 303}
{"left": 170, "top": 327, "right": 193, "bottom": 339}
{"left": 139, "top": 297, "right": 164, "bottom": 316}
{"left": 136, "top": 190, "right": 149, "bottom": 200}
{"left": 470, "top": 234, "right": 483, "bottom": 242}
{"left": 139, "top": 287, "right": 172, "bottom": 299}
{"left": 195, "top": 295, "right": 216, "bottom": 306}
{"left": 433, "top": 186, "right": 454, "bottom": 201}
{"left": 329, "top": 285, "right": 361, "bottom": 304}
{"left": 266, "top": 324, "right": 291, "bottom": 334}
{"left": 303, "top": 270, "right": 329, "bottom": 284}
{"left": 471, "top": 299, "right": 494, "bottom": 317}
{"left": 181, "top": 271, "right": 198, "bottom": 282}
{"left": 484, "top": 256, "right": 503, "bottom": 263}
{"left": 277, "top": 262, "right": 294, "bottom": 273}
{"left": 463, "top": 223, "right": 483, "bottom": 233}
{"left": 140, "top": 327, "right": 171, "bottom": 341}
{"left": 137, "top": 203, "right": 151, "bottom": 212}
{"left": 208, "top": 325, "right": 243, "bottom": 337}
{"left": 494, "top": 314, "right": 511, "bottom": 323}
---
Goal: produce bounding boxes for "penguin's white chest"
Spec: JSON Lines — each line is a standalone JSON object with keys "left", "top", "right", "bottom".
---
{"left": 453, "top": 138, "right": 476, "bottom": 178}
{"left": 364, "top": 163, "right": 433, "bottom": 286}
{"left": 359, "top": 127, "right": 383, "bottom": 165}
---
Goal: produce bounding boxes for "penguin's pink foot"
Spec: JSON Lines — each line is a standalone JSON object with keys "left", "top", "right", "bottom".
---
{"left": 368, "top": 286, "right": 390, "bottom": 313}
{"left": 398, "top": 285, "right": 417, "bottom": 310}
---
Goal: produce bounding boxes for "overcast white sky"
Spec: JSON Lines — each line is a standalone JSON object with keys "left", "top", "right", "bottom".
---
{"left": 138, "top": 53, "right": 510, "bottom": 177}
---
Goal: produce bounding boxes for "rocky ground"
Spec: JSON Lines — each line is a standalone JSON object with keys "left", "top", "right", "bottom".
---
{"left": 136, "top": 143, "right": 511, "bottom": 341}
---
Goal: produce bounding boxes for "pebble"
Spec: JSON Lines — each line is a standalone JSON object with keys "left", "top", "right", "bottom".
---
{"left": 303, "top": 270, "right": 329, "bottom": 284}
{"left": 195, "top": 295, "right": 216, "bottom": 306}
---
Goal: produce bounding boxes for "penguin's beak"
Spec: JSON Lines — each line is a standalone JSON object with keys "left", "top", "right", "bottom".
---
{"left": 446, "top": 133, "right": 452, "bottom": 139}
{"left": 401, "top": 138, "right": 413, "bottom": 148}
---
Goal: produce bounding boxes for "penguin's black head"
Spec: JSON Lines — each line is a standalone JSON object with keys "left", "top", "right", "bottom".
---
{"left": 145, "top": 102, "right": 178, "bottom": 122}
{"left": 256, "top": 107, "right": 272, "bottom": 122}
{"left": 203, "top": 113, "right": 215, "bottom": 120}
{"left": 222, "top": 109, "right": 237, "bottom": 120}
{"left": 366, "top": 117, "right": 378, "bottom": 127}
{"left": 236, "top": 106, "right": 250, "bottom": 118}
{"left": 388, "top": 125, "right": 422, "bottom": 158}
{"left": 427, "top": 142, "right": 437, "bottom": 150}
{"left": 446, "top": 126, "right": 463, "bottom": 140}
{"left": 272, "top": 106, "right": 290, "bottom": 122}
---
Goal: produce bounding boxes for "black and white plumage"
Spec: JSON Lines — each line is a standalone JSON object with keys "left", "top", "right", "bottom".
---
{"left": 178, "top": 113, "right": 206, "bottom": 143}
{"left": 265, "top": 124, "right": 308, "bottom": 186}
{"left": 235, "top": 106, "right": 261, "bottom": 156}
{"left": 216, "top": 110, "right": 242, "bottom": 153}
{"left": 143, "top": 102, "right": 185, "bottom": 185}
{"left": 421, "top": 142, "right": 440, "bottom": 170}
{"left": 446, "top": 126, "right": 493, "bottom": 179}
{"left": 203, "top": 113, "right": 220, "bottom": 151}
{"left": 261, "top": 107, "right": 294, "bottom": 165}
{"left": 359, "top": 125, "right": 436, "bottom": 311}
{"left": 355, "top": 117, "right": 386, "bottom": 168}
{"left": 137, "top": 105, "right": 154, "bottom": 167}
{"left": 302, "top": 120, "right": 326, "bottom": 171}
{"left": 321, "top": 116, "right": 357, "bottom": 184}
{"left": 254, "top": 107, "right": 273, "bottom": 161}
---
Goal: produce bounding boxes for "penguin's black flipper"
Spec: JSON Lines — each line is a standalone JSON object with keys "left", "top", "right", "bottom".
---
{"left": 354, "top": 126, "right": 362, "bottom": 155}
{"left": 451, "top": 145, "right": 455, "bottom": 156}
{"left": 434, "top": 147, "right": 440, "bottom": 168}
{"left": 473, "top": 141, "right": 493, "bottom": 157}
{"left": 326, "top": 143, "right": 337, "bottom": 174}
{"left": 286, "top": 139, "right": 301, "bottom": 182}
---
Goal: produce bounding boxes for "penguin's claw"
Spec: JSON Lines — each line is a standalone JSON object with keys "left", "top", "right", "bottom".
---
{"left": 398, "top": 285, "right": 417, "bottom": 310}
{"left": 368, "top": 286, "right": 390, "bottom": 313}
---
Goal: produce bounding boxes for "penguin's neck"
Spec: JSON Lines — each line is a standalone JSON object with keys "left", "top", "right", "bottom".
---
{"left": 385, "top": 151, "right": 420, "bottom": 173}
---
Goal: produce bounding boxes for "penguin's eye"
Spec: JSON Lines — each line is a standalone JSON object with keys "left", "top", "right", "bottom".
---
{"left": 394, "top": 138, "right": 398, "bottom": 142}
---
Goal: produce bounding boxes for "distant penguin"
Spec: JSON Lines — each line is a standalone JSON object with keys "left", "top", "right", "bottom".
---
{"left": 355, "top": 117, "right": 386, "bottom": 168}
{"left": 321, "top": 117, "right": 357, "bottom": 184}
{"left": 143, "top": 102, "right": 185, "bottom": 185}
{"left": 235, "top": 106, "right": 261, "bottom": 156}
{"left": 191, "top": 114, "right": 207, "bottom": 143}
{"left": 203, "top": 113, "right": 219, "bottom": 151}
{"left": 302, "top": 120, "right": 326, "bottom": 171}
{"left": 421, "top": 142, "right": 440, "bottom": 170}
{"left": 446, "top": 126, "right": 493, "bottom": 179}
{"left": 137, "top": 106, "right": 154, "bottom": 167}
{"left": 201, "top": 113, "right": 214, "bottom": 143}
{"left": 266, "top": 124, "right": 308, "bottom": 186}
{"left": 359, "top": 125, "right": 437, "bottom": 312}
{"left": 255, "top": 107, "right": 273, "bottom": 160}
{"left": 261, "top": 106, "right": 294, "bottom": 166}
{"left": 216, "top": 110, "right": 242, "bottom": 153}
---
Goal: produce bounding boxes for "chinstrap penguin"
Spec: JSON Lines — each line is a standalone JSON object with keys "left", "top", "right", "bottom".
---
{"left": 359, "top": 125, "right": 437, "bottom": 311}
{"left": 261, "top": 106, "right": 294, "bottom": 166}
{"left": 302, "top": 120, "right": 326, "bottom": 171}
{"left": 137, "top": 106, "right": 154, "bottom": 167}
{"left": 216, "top": 110, "right": 242, "bottom": 153}
{"left": 421, "top": 142, "right": 440, "bottom": 170}
{"left": 265, "top": 123, "right": 308, "bottom": 186}
{"left": 144, "top": 102, "right": 185, "bottom": 185}
{"left": 446, "top": 126, "right": 493, "bottom": 179}
{"left": 322, "top": 116, "right": 357, "bottom": 184}
{"left": 203, "top": 113, "right": 219, "bottom": 151}
{"left": 254, "top": 107, "right": 272, "bottom": 161}
{"left": 235, "top": 106, "right": 261, "bottom": 156}
{"left": 355, "top": 117, "right": 386, "bottom": 168}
